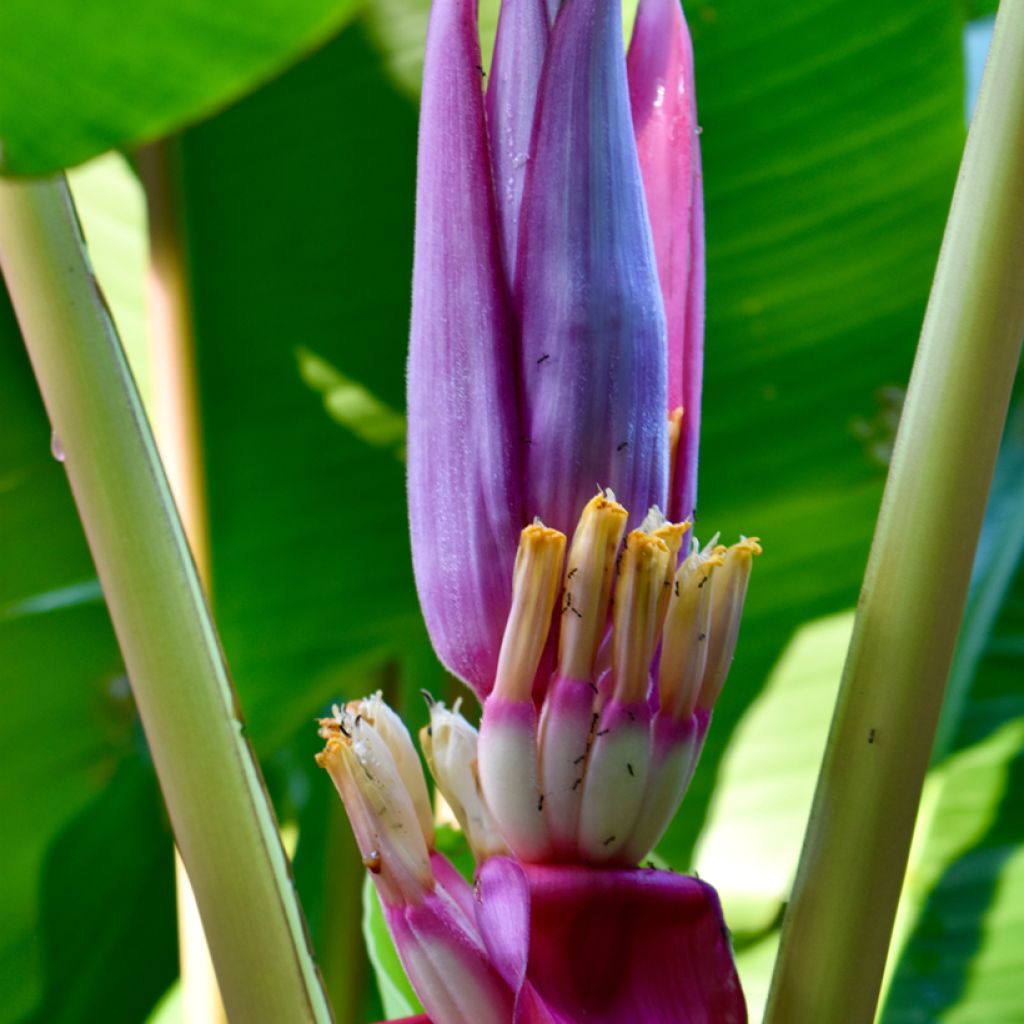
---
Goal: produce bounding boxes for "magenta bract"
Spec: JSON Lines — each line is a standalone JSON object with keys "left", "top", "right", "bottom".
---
{"left": 484, "top": 857, "right": 747, "bottom": 1024}
{"left": 407, "top": 0, "right": 704, "bottom": 698}
{"left": 628, "top": 0, "right": 705, "bottom": 524}
{"left": 515, "top": 0, "right": 668, "bottom": 542}
{"left": 407, "top": 0, "right": 525, "bottom": 697}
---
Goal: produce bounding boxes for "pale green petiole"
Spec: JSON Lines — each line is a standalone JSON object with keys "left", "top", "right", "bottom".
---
{"left": 0, "top": 176, "right": 333, "bottom": 1024}
{"left": 765, "top": 3, "right": 1024, "bottom": 1021}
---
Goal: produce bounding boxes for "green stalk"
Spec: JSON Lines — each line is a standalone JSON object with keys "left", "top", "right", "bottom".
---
{"left": 764, "top": 4, "right": 1024, "bottom": 1022}
{"left": 0, "top": 176, "right": 333, "bottom": 1023}
{"left": 137, "top": 139, "right": 226, "bottom": 1024}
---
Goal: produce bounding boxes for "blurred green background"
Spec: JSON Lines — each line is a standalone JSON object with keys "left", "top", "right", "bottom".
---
{"left": 1, "top": 0, "right": 1021, "bottom": 1021}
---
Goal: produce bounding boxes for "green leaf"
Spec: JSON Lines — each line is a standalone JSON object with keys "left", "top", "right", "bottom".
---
{"left": 881, "top": 548, "right": 1024, "bottom": 1020}
{"left": 933, "top": 403, "right": 1024, "bottom": 760}
{"left": 693, "top": 612, "right": 852, "bottom": 940}
{"left": 26, "top": 759, "right": 177, "bottom": 1024}
{"left": 882, "top": 714, "right": 1024, "bottom": 1021}
{"left": 175, "top": 16, "right": 443, "bottom": 752}
{"left": 659, "top": 0, "right": 967, "bottom": 867}
{"left": 0, "top": 284, "right": 144, "bottom": 1021}
{"left": 689, "top": 409, "right": 1024, "bottom": 1020}
{"left": 0, "top": 0, "right": 362, "bottom": 175}
{"left": 295, "top": 346, "right": 406, "bottom": 459}
{"left": 968, "top": 1, "right": 999, "bottom": 17}
{"left": 145, "top": 982, "right": 182, "bottom": 1024}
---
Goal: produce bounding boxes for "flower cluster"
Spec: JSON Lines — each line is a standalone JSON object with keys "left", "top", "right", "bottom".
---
{"left": 317, "top": 0, "right": 758, "bottom": 1015}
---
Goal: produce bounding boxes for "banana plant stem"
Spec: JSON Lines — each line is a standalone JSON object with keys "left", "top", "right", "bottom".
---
{"left": 137, "top": 138, "right": 225, "bottom": 1024}
{"left": 764, "top": 3, "right": 1024, "bottom": 1021}
{"left": 0, "top": 175, "right": 334, "bottom": 1024}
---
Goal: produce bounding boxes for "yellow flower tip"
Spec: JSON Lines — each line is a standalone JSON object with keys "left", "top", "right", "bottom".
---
{"left": 651, "top": 518, "right": 690, "bottom": 634}
{"left": 515, "top": 523, "right": 567, "bottom": 584}
{"left": 734, "top": 536, "right": 763, "bottom": 557}
{"left": 625, "top": 528, "right": 671, "bottom": 559}
{"left": 519, "top": 521, "right": 567, "bottom": 551}
{"left": 316, "top": 710, "right": 351, "bottom": 747}
{"left": 557, "top": 490, "right": 630, "bottom": 681}
{"left": 495, "top": 523, "right": 567, "bottom": 700}
{"left": 313, "top": 736, "right": 339, "bottom": 770}
{"left": 652, "top": 518, "right": 689, "bottom": 548}
{"left": 612, "top": 530, "right": 672, "bottom": 702}
{"left": 582, "top": 487, "right": 629, "bottom": 522}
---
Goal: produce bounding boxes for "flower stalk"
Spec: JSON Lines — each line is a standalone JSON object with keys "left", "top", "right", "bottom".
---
{"left": 765, "top": 2, "right": 1024, "bottom": 1020}
{"left": 0, "top": 176, "right": 333, "bottom": 1024}
{"left": 138, "top": 137, "right": 227, "bottom": 1024}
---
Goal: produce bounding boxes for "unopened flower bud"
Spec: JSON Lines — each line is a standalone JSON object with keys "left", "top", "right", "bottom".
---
{"left": 316, "top": 707, "right": 433, "bottom": 907}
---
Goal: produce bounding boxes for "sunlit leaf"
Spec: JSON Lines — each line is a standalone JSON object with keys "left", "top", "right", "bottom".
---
{"left": 658, "top": 0, "right": 966, "bottom": 864}
{"left": 883, "top": 711, "right": 1024, "bottom": 1022}
{"left": 693, "top": 612, "right": 851, "bottom": 938}
{"left": 0, "top": 0, "right": 362, "bottom": 174}
{"left": 691, "top": 411, "right": 1024, "bottom": 1020}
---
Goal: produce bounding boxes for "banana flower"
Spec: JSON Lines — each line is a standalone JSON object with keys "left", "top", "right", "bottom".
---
{"left": 318, "top": 0, "right": 758, "bottom": 1017}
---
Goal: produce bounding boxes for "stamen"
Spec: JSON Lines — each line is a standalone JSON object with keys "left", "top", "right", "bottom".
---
{"left": 658, "top": 547, "right": 723, "bottom": 719}
{"left": 493, "top": 523, "right": 566, "bottom": 700}
{"left": 557, "top": 490, "right": 628, "bottom": 680}
{"left": 611, "top": 530, "right": 671, "bottom": 703}
{"left": 420, "top": 701, "right": 509, "bottom": 862}
{"left": 316, "top": 715, "right": 434, "bottom": 905}
{"left": 698, "top": 537, "right": 762, "bottom": 710}
{"left": 638, "top": 505, "right": 666, "bottom": 533}
{"left": 347, "top": 691, "right": 435, "bottom": 846}
{"left": 652, "top": 517, "right": 689, "bottom": 632}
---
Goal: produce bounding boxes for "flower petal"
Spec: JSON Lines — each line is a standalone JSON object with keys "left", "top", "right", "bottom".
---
{"left": 475, "top": 859, "right": 570, "bottom": 1024}
{"left": 476, "top": 856, "right": 531, "bottom": 993}
{"left": 517, "top": 0, "right": 668, "bottom": 535}
{"left": 430, "top": 850, "right": 479, "bottom": 925}
{"left": 627, "top": 0, "right": 704, "bottom": 523}
{"left": 386, "top": 890, "right": 516, "bottom": 1024}
{"left": 408, "top": 0, "right": 525, "bottom": 697}
{"left": 486, "top": 0, "right": 549, "bottom": 284}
